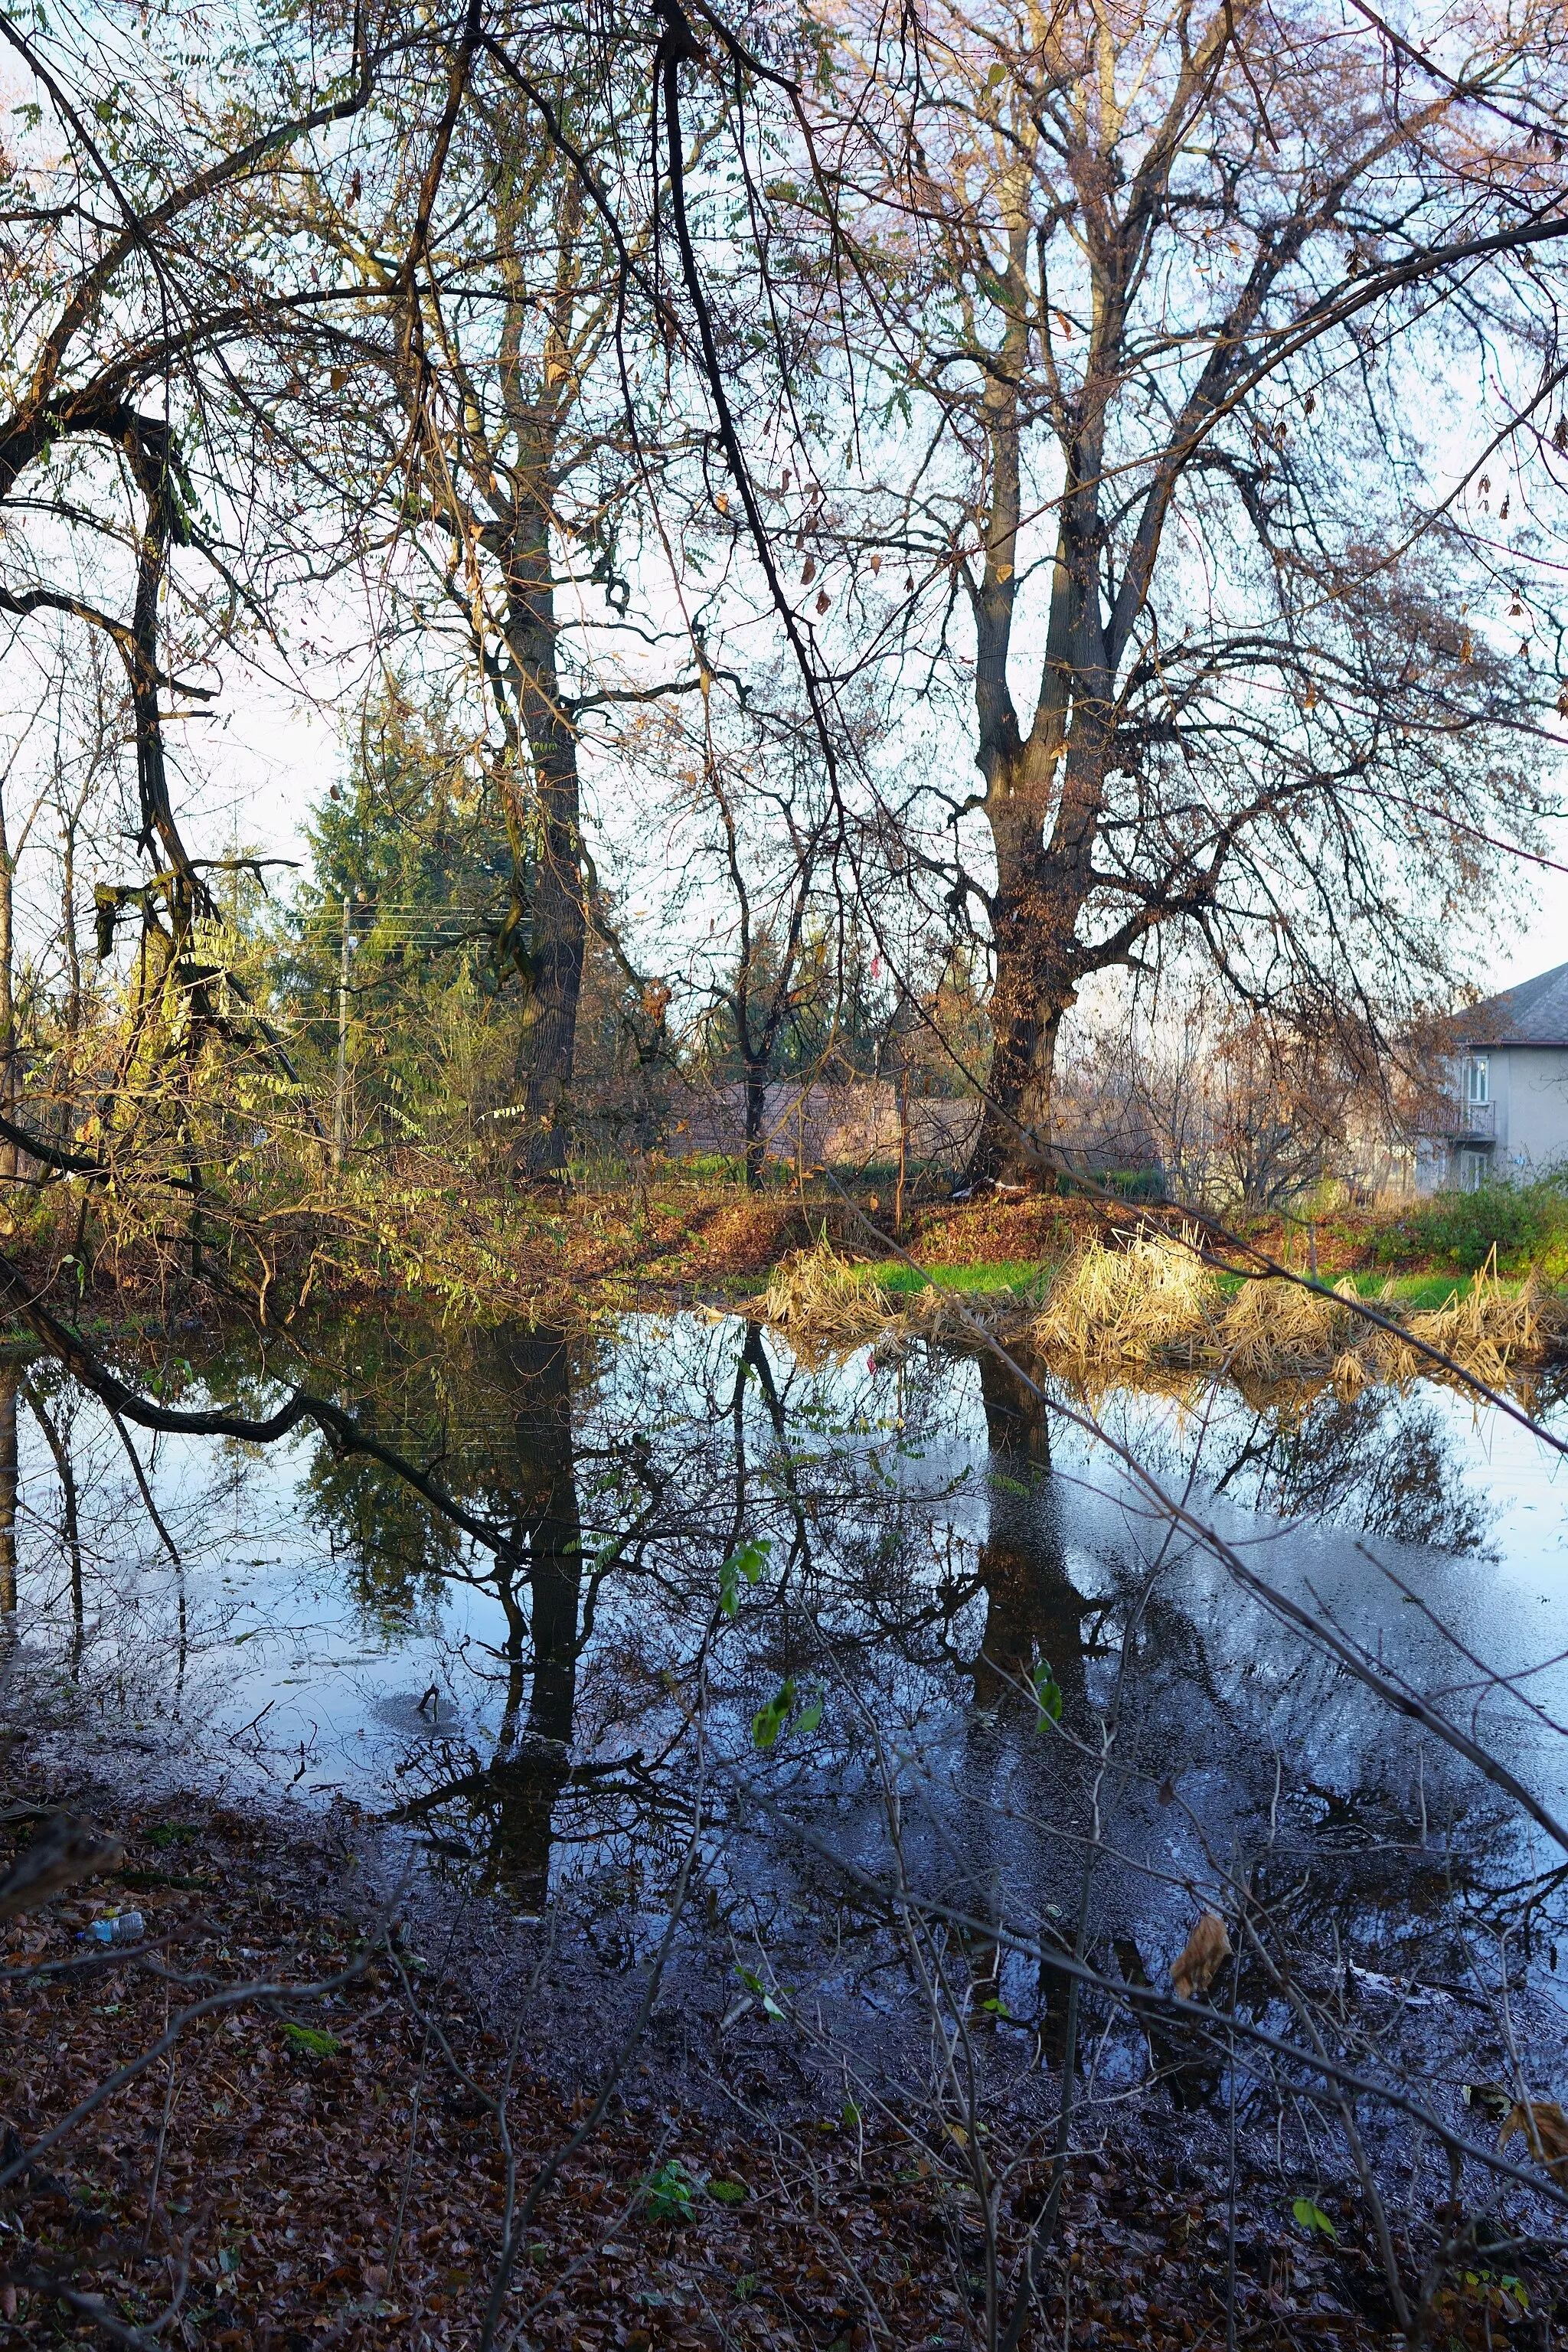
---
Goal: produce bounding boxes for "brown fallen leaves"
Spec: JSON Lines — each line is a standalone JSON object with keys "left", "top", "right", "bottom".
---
{"left": 0, "top": 1788, "right": 1553, "bottom": 2352}
{"left": 1171, "top": 1913, "right": 1232, "bottom": 2003}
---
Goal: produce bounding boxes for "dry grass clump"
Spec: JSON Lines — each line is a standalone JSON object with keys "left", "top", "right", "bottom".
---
{"left": 759, "top": 1246, "right": 1027, "bottom": 1366}
{"left": 1217, "top": 1274, "right": 1359, "bottom": 1378}
{"left": 1031, "top": 1230, "right": 1218, "bottom": 1366}
{"left": 760, "top": 1244, "right": 896, "bottom": 1350}
{"left": 1328, "top": 1265, "right": 1565, "bottom": 1392}
{"left": 1403, "top": 1266, "right": 1560, "bottom": 1386}
{"left": 758, "top": 1236, "right": 1567, "bottom": 1392}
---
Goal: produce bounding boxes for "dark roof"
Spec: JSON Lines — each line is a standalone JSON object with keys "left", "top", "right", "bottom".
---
{"left": 1452, "top": 959, "right": 1568, "bottom": 1048}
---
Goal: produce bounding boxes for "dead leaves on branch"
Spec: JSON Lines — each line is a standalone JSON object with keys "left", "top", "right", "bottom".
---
{"left": 1498, "top": 2097, "right": 1568, "bottom": 2186}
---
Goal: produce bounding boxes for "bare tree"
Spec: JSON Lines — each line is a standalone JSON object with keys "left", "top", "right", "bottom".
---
{"left": 748, "top": 0, "right": 1568, "bottom": 1181}
{"left": 297, "top": 21, "right": 698, "bottom": 1174}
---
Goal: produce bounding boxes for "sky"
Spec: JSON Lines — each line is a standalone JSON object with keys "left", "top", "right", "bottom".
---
{"left": 201, "top": 676, "right": 1568, "bottom": 1007}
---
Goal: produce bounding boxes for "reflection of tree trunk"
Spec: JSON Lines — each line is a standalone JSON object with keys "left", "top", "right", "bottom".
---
{"left": 957, "top": 1354, "right": 1097, "bottom": 2047}
{"left": 21, "top": 1379, "right": 80, "bottom": 1667}
{"left": 513, "top": 1330, "right": 583, "bottom": 1747}
{"left": 0, "top": 1372, "right": 17, "bottom": 1612}
{"left": 970, "top": 1353, "right": 1089, "bottom": 1714}
{"left": 390, "top": 1331, "right": 586, "bottom": 1912}
{"left": 486, "top": 1328, "right": 583, "bottom": 1908}
{"left": 1113, "top": 1936, "right": 1220, "bottom": 2107}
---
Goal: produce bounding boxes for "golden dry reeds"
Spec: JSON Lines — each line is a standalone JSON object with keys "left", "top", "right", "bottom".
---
{"left": 758, "top": 1246, "right": 1021, "bottom": 1364}
{"left": 1402, "top": 1263, "right": 1560, "bottom": 1386}
{"left": 1029, "top": 1230, "right": 1219, "bottom": 1367}
{"left": 759, "top": 1245, "right": 897, "bottom": 1352}
{"left": 756, "top": 1236, "right": 1566, "bottom": 1393}
{"left": 1215, "top": 1273, "right": 1357, "bottom": 1379}
{"left": 1324, "top": 1265, "right": 1563, "bottom": 1392}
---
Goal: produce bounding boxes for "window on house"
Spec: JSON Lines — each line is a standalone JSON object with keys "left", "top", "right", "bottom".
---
{"left": 1459, "top": 1148, "right": 1489, "bottom": 1192}
{"left": 1465, "top": 1055, "right": 1489, "bottom": 1106}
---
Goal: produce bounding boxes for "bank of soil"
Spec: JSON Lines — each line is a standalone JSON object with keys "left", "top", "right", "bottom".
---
{"left": 0, "top": 1757, "right": 1558, "bottom": 2351}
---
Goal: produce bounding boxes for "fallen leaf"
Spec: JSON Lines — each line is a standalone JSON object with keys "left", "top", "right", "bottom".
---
{"left": 1171, "top": 1913, "right": 1231, "bottom": 2002}
{"left": 1498, "top": 2098, "right": 1568, "bottom": 2182}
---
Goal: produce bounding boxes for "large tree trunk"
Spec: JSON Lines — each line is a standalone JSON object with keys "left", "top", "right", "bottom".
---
{"left": 513, "top": 759, "right": 584, "bottom": 1178}
{"left": 743, "top": 1059, "right": 769, "bottom": 1189}
{"left": 506, "top": 492, "right": 585, "bottom": 1179}
{"left": 498, "top": 169, "right": 590, "bottom": 1182}
{"left": 965, "top": 761, "right": 1099, "bottom": 1187}
{"left": 0, "top": 792, "right": 15, "bottom": 1190}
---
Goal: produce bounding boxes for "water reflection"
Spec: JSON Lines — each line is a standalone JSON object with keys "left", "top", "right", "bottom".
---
{"left": 386, "top": 1328, "right": 586, "bottom": 1909}
{"left": 0, "top": 1307, "right": 1564, "bottom": 2022}
{"left": 0, "top": 1365, "right": 17, "bottom": 1616}
{"left": 968, "top": 1351, "right": 1093, "bottom": 1719}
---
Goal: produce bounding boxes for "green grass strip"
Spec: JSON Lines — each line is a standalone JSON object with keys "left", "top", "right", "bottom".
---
{"left": 871, "top": 1259, "right": 1046, "bottom": 1295}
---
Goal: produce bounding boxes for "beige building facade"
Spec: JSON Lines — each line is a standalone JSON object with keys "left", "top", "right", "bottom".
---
{"left": 1414, "top": 960, "right": 1568, "bottom": 1193}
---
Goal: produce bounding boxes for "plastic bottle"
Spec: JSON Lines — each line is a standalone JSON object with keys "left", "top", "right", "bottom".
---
{"left": 88, "top": 1911, "right": 145, "bottom": 1944}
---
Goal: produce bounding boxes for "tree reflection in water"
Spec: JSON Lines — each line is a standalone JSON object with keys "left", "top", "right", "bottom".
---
{"left": 969, "top": 1351, "right": 1094, "bottom": 1719}
{"left": 0, "top": 1366, "right": 16, "bottom": 1616}
{"left": 0, "top": 1305, "right": 1560, "bottom": 2040}
{"left": 378, "top": 1328, "right": 587, "bottom": 1910}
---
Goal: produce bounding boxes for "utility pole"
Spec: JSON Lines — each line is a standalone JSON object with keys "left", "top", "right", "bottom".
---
{"left": 332, "top": 894, "right": 350, "bottom": 1182}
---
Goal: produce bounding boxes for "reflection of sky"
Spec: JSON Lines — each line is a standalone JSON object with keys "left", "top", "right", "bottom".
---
{"left": 5, "top": 1323, "right": 1568, "bottom": 1850}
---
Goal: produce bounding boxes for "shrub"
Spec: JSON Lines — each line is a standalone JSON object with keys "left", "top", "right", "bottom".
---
{"left": 1372, "top": 1178, "right": 1568, "bottom": 1276}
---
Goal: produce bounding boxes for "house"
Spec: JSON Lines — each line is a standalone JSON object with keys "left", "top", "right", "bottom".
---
{"left": 1413, "top": 959, "right": 1568, "bottom": 1193}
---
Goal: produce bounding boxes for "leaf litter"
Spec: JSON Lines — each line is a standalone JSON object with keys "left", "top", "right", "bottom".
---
{"left": 0, "top": 1775, "right": 1560, "bottom": 2350}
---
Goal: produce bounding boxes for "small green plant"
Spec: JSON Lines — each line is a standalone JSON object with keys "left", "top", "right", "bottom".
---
{"left": 1030, "top": 1658, "right": 1063, "bottom": 1729}
{"left": 281, "top": 2022, "right": 342, "bottom": 2059}
{"left": 146, "top": 1824, "right": 198, "bottom": 1849}
{"left": 707, "top": 2177, "right": 747, "bottom": 2204}
{"left": 644, "top": 2159, "right": 697, "bottom": 2223}
{"left": 751, "top": 1678, "right": 823, "bottom": 1748}
{"left": 1292, "top": 2196, "right": 1337, "bottom": 2239}
{"left": 735, "top": 1964, "right": 787, "bottom": 2020}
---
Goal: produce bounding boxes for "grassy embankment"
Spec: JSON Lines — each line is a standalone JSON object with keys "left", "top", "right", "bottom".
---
{"left": 753, "top": 1179, "right": 1568, "bottom": 1384}
{"left": 8, "top": 1144, "right": 1567, "bottom": 1342}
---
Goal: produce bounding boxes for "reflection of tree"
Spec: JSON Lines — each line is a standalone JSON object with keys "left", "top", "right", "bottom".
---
{"left": 392, "top": 1327, "right": 586, "bottom": 1911}
{"left": 298, "top": 1328, "right": 469, "bottom": 1627}
{"left": 20, "top": 1372, "right": 83, "bottom": 1667}
{"left": 1207, "top": 1385, "right": 1493, "bottom": 1557}
{"left": 0, "top": 1367, "right": 15, "bottom": 1615}
{"left": 968, "top": 1354, "right": 1093, "bottom": 1717}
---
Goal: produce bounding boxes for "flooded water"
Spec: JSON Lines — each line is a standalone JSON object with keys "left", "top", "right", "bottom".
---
{"left": 6, "top": 1308, "right": 1568, "bottom": 2136}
